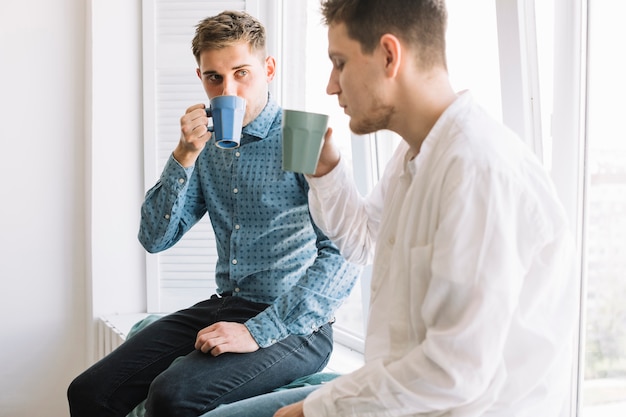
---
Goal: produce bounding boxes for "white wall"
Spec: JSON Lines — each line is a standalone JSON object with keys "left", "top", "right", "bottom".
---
{"left": 86, "top": 0, "right": 146, "bottom": 350}
{"left": 0, "top": 0, "right": 145, "bottom": 416}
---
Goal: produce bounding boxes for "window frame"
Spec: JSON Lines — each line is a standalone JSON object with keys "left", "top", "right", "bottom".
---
{"left": 549, "top": 0, "right": 588, "bottom": 410}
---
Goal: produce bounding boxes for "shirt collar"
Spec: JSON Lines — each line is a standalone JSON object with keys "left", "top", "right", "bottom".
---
{"left": 242, "top": 93, "right": 280, "bottom": 140}
{"left": 406, "top": 91, "right": 473, "bottom": 175}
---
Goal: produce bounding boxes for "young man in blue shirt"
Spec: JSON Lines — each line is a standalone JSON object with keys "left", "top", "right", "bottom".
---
{"left": 67, "top": 10, "right": 360, "bottom": 417}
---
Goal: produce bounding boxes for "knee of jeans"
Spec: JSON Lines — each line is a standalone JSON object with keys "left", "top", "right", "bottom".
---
{"left": 67, "top": 373, "right": 100, "bottom": 414}
{"left": 144, "top": 372, "right": 190, "bottom": 417}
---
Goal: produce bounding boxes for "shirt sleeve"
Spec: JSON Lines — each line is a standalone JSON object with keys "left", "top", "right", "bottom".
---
{"left": 244, "top": 181, "right": 362, "bottom": 348}
{"left": 138, "top": 154, "right": 206, "bottom": 253}
{"left": 306, "top": 144, "right": 407, "bottom": 265}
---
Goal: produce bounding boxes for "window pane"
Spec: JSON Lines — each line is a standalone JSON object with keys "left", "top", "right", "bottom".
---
{"left": 582, "top": 1, "right": 626, "bottom": 416}
{"left": 301, "top": 0, "right": 364, "bottom": 341}
{"left": 303, "top": 0, "right": 353, "bottom": 163}
{"left": 447, "top": 0, "right": 502, "bottom": 123}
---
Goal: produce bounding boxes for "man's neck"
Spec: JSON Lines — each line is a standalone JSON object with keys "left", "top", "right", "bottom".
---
{"left": 393, "top": 71, "right": 457, "bottom": 156}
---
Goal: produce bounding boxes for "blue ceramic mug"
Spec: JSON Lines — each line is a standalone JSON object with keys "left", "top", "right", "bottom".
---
{"left": 205, "top": 95, "right": 246, "bottom": 149}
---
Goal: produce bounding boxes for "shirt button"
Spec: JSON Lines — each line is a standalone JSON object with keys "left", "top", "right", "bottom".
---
{"left": 178, "top": 178, "right": 185, "bottom": 184}
{"left": 235, "top": 151, "right": 241, "bottom": 157}
{"left": 233, "top": 188, "right": 238, "bottom": 194}
{"left": 164, "top": 214, "right": 170, "bottom": 220}
{"left": 234, "top": 287, "right": 240, "bottom": 293}
{"left": 235, "top": 224, "right": 240, "bottom": 230}
{"left": 388, "top": 236, "right": 395, "bottom": 245}
{"left": 232, "top": 259, "right": 238, "bottom": 265}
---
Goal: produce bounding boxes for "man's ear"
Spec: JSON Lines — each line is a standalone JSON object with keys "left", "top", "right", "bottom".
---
{"left": 265, "top": 56, "right": 277, "bottom": 82}
{"left": 196, "top": 67, "right": 202, "bottom": 80}
{"left": 379, "top": 34, "right": 402, "bottom": 78}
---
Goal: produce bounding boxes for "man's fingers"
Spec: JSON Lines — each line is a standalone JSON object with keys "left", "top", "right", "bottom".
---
{"left": 194, "top": 322, "right": 259, "bottom": 355}
{"left": 209, "top": 344, "right": 227, "bottom": 357}
{"left": 181, "top": 105, "right": 211, "bottom": 143}
{"left": 196, "top": 335, "right": 221, "bottom": 353}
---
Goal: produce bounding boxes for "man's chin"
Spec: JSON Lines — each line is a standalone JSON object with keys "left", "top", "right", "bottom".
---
{"left": 349, "top": 120, "right": 376, "bottom": 136}
{"left": 349, "top": 107, "right": 392, "bottom": 135}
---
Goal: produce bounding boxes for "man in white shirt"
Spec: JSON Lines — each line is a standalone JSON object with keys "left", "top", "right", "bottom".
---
{"left": 274, "top": 0, "right": 577, "bottom": 416}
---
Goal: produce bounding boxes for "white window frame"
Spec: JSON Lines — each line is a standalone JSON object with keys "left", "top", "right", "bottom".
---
{"left": 494, "top": 1, "right": 588, "bottom": 414}
{"left": 550, "top": 0, "right": 588, "bottom": 414}
{"left": 496, "top": 0, "right": 544, "bottom": 160}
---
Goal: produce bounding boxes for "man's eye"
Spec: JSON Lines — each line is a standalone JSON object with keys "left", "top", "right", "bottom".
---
{"left": 333, "top": 60, "right": 344, "bottom": 70}
{"left": 207, "top": 74, "right": 222, "bottom": 83}
{"left": 236, "top": 69, "right": 249, "bottom": 78}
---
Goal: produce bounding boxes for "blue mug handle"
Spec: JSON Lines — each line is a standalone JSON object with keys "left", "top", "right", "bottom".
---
{"left": 205, "top": 107, "right": 214, "bottom": 132}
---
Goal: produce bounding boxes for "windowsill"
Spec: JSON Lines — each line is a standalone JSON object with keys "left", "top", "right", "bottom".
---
{"left": 101, "top": 313, "right": 152, "bottom": 341}
{"left": 101, "top": 313, "right": 365, "bottom": 374}
{"left": 324, "top": 341, "right": 364, "bottom": 374}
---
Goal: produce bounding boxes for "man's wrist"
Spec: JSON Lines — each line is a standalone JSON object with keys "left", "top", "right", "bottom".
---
{"left": 172, "top": 145, "right": 202, "bottom": 168}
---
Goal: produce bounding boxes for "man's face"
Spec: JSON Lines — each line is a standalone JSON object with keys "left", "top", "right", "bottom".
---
{"left": 196, "top": 41, "right": 275, "bottom": 126}
{"left": 326, "top": 22, "right": 393, "bottom": 135}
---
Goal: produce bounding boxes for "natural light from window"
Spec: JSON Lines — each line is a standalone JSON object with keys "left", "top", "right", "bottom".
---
{"left": 580, "top": 1, "right": 626, "bottom": 416}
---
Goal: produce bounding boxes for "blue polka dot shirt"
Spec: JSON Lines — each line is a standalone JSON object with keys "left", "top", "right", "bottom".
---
{"left": 139, "top": 97, "right": 361, "bottom": 347}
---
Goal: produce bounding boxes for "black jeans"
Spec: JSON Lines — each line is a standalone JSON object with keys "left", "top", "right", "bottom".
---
{"left": 67, "top": 295, "right": 333, "bottom": 417}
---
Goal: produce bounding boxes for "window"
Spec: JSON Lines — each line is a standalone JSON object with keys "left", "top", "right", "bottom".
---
{"left": 580, "top": 1, "right": 626, "bottom": 415}
{"left": 448, "top": 0, "right": 503, "bottom": 123}
{"left": 539, "top": 0, "right": 626, "bottom": 415}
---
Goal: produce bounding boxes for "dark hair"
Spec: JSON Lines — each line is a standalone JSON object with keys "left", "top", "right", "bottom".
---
{"left": 191, "top": 10, "right": 266, "bottom": 63}
{"left": 320, "top": 0, "right": 448, "bottom": 69}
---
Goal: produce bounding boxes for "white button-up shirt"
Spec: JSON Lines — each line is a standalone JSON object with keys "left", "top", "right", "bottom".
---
{"left": 304, "top": 92, "right": 577, "bottom": 416}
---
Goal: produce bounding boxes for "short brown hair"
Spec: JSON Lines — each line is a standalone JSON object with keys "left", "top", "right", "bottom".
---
{"left": 320, "top": 0, "right": 448, "bottom": 69}
{"left": 191, "top": 10, "right": 266, "bottom": 63}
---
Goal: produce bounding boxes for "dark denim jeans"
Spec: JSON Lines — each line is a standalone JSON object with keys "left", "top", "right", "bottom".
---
{"left": 67, "top": 295, "right": 333, "bottom": 417}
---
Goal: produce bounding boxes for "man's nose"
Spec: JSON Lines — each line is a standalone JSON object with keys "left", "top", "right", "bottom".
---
{"left": 326, "top": 71, "right": 339, "bottom": 96}
{"left": 221, "top": 77, "right": 237, "bottom": 96}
